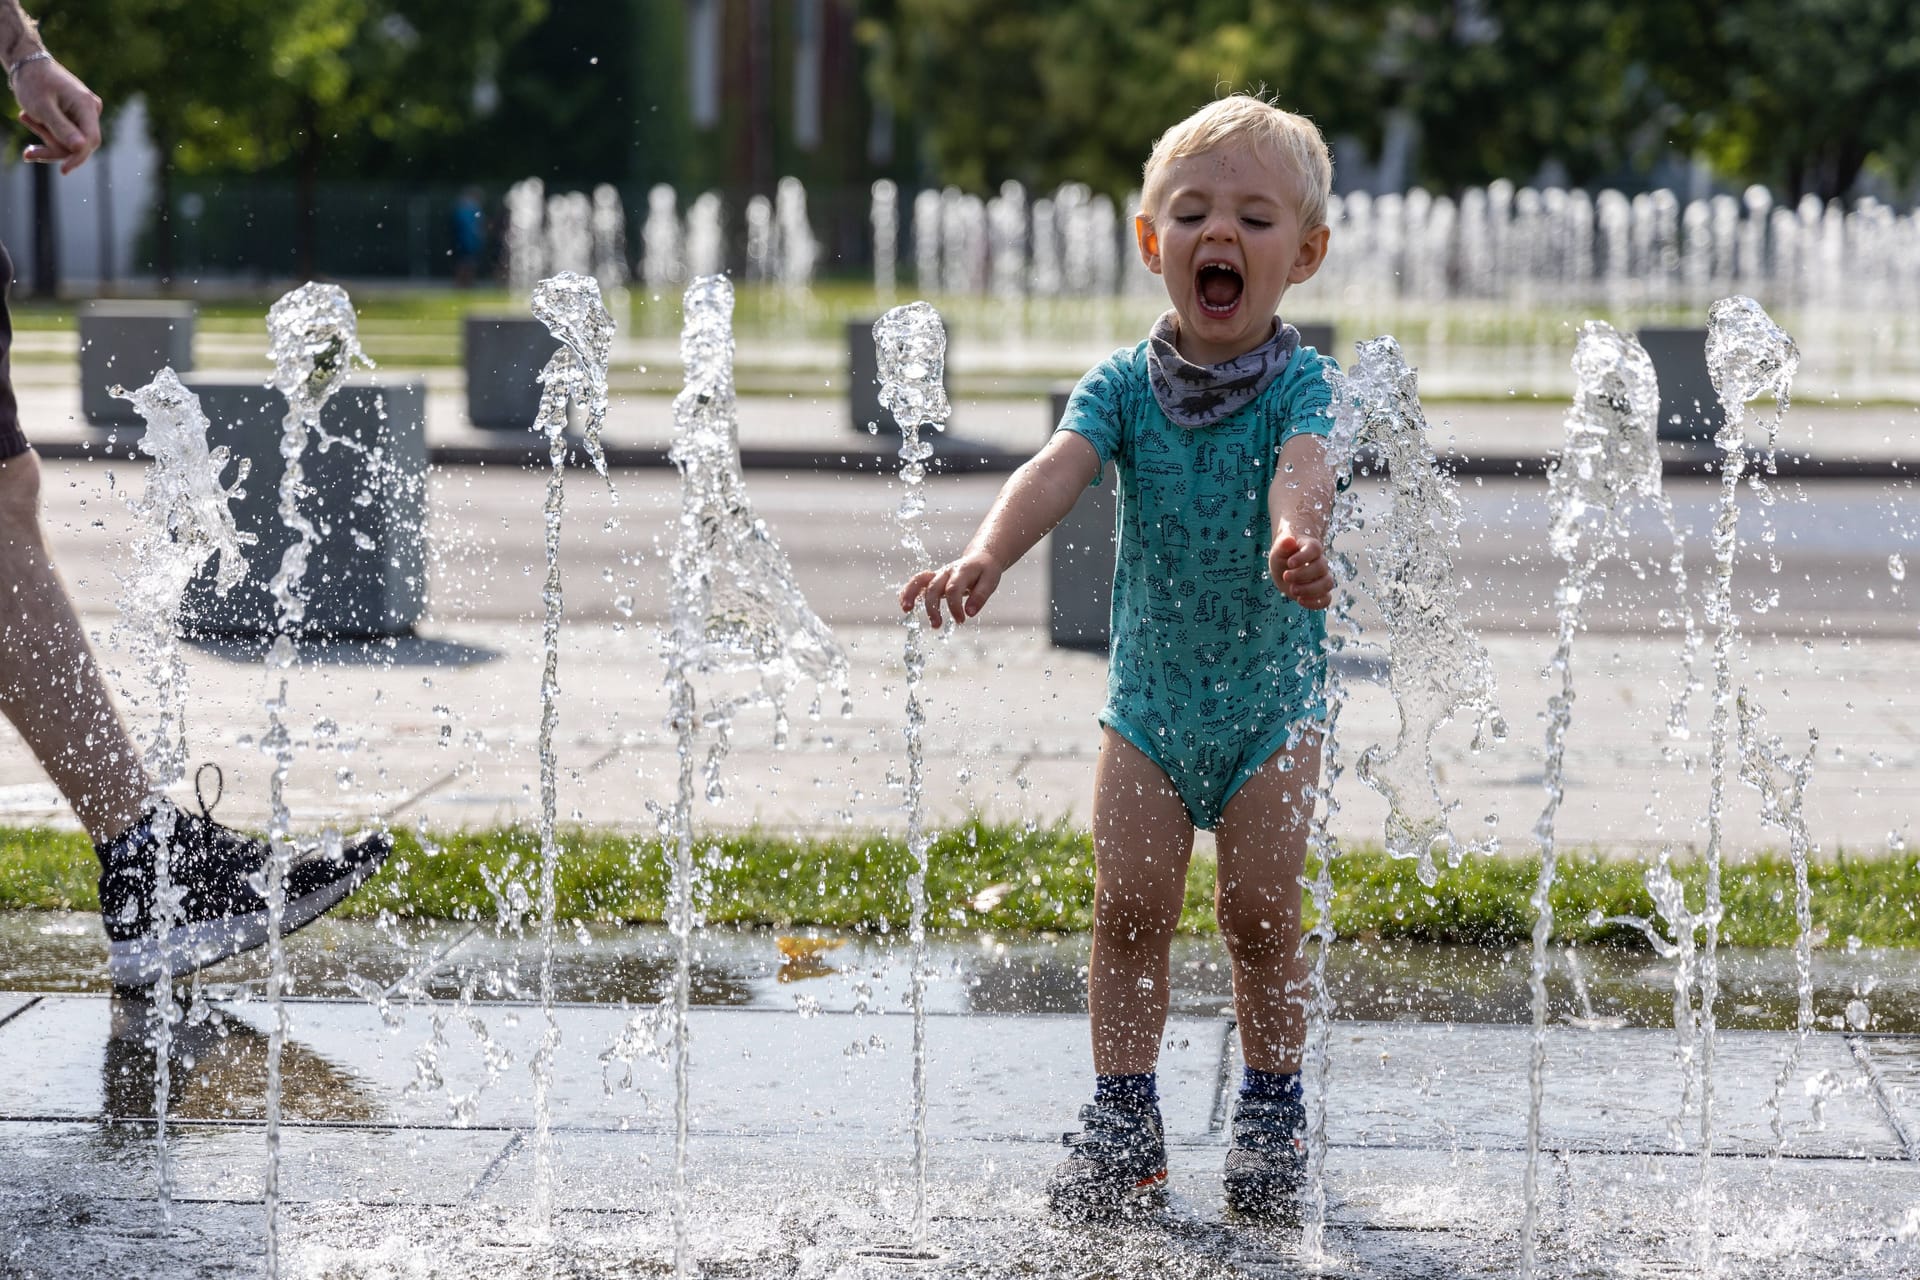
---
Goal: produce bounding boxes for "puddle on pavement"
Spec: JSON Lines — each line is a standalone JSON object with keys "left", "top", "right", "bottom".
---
{"left": 4, "top": 910, "right": 1914, "bottom": 1034}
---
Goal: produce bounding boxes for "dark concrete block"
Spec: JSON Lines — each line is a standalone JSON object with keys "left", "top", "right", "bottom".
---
{"left": 1048, "top": 388, "right": 1115, "bottom": 652}
{"left": 1638, "top": 326, "right": 1724, "bottom": 445}
{"left": 849, "top": 316, "right": 952, "bottom": 435}
{"left": 462, "top": 314, "right": 551, "bottom": 430}
{"left": 177, "top": 378, "right": 428, "bottom": 638}
{"left": 78, "top": 301, "right": 195, "bottom": 426}
{"left": 1294, "top": 320, "right": 1336, "bottom": 360}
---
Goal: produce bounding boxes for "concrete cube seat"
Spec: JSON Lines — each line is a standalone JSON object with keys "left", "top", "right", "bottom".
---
{"left": 178, "top": 377, "right": 428, "bottom": 638}
{"left": 463, "top": 314, "right": 552, "bottom": 431}
{"left": 78, "top": 301, "right": 195, "bottom": 427}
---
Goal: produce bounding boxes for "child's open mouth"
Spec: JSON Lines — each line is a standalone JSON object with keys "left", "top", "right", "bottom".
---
{"left": 1195, "top": 262, "right": 1243, "bottom": 317}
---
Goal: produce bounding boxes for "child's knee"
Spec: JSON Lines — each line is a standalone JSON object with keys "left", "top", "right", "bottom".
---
{"left": 1216, "top": 884, "right": 1298, "bottom": 962}
{"left": 1093, "top": 884, "right": 1183, "bottom": 950}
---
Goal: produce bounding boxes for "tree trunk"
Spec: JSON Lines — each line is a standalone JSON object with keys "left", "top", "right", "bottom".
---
{"left": 30, "top": 162, "right": 57, "bottom": 298}
{"left": 296, "top": 99, "right": 321, "bottom": 279}
{"left": 153, "top": 124, "right": 176, "bottom": 293}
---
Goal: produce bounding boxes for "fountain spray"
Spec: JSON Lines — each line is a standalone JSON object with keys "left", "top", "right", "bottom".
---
{"left": 1299, "top": 362, "right": 1371, "bottom": 1263}
{"left": 259, "top": 282, "right": 369, "bottom": 1275}
{"left": 1340, "top": 338, "right": 1506, "bottom": 884}
{"left": 111, "top": 369, "right": 252, "bottom": 1223}
{"left": 1518, "top": 323, "right": 1662, "bottom": 1276}
{"left": 873, "top": 302, "right": 952, "bottom": 1250}
{"left": 1694, "top": 296, "right": 1798, "bottom": 1264}
{"left": 1736, "top": 692, "right": 1818, "bottom": 1159}
{"left": 663, "top": 275, "right": 849, "bottom": 1277}
{"left": 525, "top": 271, "right": 615, "bottom": 1232}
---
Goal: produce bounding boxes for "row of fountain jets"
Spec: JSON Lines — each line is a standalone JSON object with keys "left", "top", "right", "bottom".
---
{"left": 117, "top": 265, "right": 1803, "bottom": 1275}
{"left": 509, "top": 172, "right": 1920, "bottom": 312}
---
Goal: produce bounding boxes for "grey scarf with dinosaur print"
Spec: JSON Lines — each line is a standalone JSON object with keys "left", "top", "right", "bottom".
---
{"left": 1146, "top": 310, "right": 1300, "bottom": 429}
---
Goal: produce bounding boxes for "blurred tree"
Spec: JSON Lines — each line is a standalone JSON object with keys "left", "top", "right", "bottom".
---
{"left": 1643, "top": 0, "right": 1920, "bottom": 200}
{"left": 37, "top": 0, "right": 544, "bottom": 280}
{"left": 860, "top": 0, "right": 1393, "bottom": 198}
{"left": 1386, "top": 1, "right": 1665, "bottom": 190}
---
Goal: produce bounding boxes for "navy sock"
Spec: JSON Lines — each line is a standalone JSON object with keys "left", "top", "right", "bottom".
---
{"left": 1240, "top": 1066, "right": 1302, "bottom": 1104}
{"left": 1094, "top": 1071, "right": 1159, "bottom": 1112}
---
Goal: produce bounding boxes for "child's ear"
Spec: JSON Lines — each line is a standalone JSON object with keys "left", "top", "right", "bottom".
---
{"left": 1289, "top": 223, "right": 1331, "bottom": 285}
{"left": 1134, "top": 213, "right": 1162, "bottom": 275}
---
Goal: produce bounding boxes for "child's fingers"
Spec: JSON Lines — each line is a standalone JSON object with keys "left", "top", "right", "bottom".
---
{"left": 941, "top": 566, "right": 976, "bottom": 626}
{"left": 1286, "top": 537, "right": 1324, "bottom": 570}
{"left": 964, "top": 565, "right": 1001, "bottom": 618}
{"left": 924, "top": 567, "right": 953, "bottom": 627}
{"left": 898, "top": 569, "right": 936, "bottom": 613}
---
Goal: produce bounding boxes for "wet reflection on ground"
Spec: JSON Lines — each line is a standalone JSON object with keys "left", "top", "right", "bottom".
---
{"left": 4, "top": 910, "right": 1915, "bottom": 1033}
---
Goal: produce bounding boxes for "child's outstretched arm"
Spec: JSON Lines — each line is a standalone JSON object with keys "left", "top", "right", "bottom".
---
{"left": 1268, "top": 434, "right": 1337, "bottom": 611}
{"left": 898, "top": 431, "right": 1102, "bottom": 628}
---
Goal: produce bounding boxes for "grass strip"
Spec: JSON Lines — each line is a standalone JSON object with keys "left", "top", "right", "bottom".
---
{"left": 6, "top": 820, "right": 1920, "bottom": 950}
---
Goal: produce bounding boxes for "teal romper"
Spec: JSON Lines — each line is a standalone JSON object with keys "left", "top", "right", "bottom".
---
{"left": 1055, "top": 339, "right": 1338, "bottom": 829}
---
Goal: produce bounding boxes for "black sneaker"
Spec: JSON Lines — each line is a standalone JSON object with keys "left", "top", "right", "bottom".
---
{"left": 1222, "top": 1092, "right": 1307, "bottom": 1220}
{"left": 97, "top": 779, "right": 392, "bottom": 988}
{"left": 1046, "top": 1102, "right": 1169, "bottom": 1218}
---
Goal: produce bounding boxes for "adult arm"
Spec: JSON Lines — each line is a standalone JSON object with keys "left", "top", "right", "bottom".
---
{"left": 898, "top": 430, "right": 1103, "bottom": 628}
{"left": 1, "top": 1, "right": 102, "bottom": 173}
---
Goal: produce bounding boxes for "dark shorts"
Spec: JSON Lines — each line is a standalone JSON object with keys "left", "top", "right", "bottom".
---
{"left": 0, "top": 240, "right": 23, "bottom": 460}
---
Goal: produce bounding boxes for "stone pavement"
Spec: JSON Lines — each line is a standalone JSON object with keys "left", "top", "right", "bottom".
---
{"left": 6, "top": 457, "right": 1920, "bottom": 856}
{"left": 1, "top": 991, "right": 1918, "bottom": 1277}
{"left": 10, "top": 347, "right": 1920, "bottom": 471}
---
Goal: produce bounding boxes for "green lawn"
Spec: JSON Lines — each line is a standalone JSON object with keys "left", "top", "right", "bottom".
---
{"left": 6, "top": 820, "right": 1917, "bottom": 950}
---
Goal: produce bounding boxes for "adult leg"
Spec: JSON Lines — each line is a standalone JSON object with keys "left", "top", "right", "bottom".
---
{"left": 1088, "top": 727, "right": 1195, "bottom": 1074}
{"left": 1213, "top": 729, "right": 1320, "bottom": 1072}
{"left": 0, "top": 448, "right": 149, "bottom": 842}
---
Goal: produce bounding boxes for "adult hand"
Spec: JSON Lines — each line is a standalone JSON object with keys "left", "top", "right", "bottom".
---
{"left": 898, "top": 550, "right": 1004, "bottom": 629}
{"left": 1270, "top": 532, "right": 1333, "bottom": 611}
{"left": 13, "top": 55, "right": 102, "bottom": 174}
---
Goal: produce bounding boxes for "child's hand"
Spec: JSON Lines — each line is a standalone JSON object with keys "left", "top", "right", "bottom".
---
{"left": 1270, "top": 532, "right": 1333, "bottom": 610}
{"left": 899, "top": 551, "right": 1004, "bottom": 628}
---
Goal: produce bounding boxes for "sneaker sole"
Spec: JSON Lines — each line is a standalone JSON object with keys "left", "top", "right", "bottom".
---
{"left": 106, "top": 842, "right": 391, "bottom": 987}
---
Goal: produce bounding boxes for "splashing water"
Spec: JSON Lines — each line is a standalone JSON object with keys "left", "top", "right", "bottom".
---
{"left": 1736, "top": 691, "right": 1819, "bottom": 1159}
{"left": 663, "top": 275, "right": 849, "bottom": 1278}
{"left": 525, "top": 271, "right": 615, "bottom": 1233}
{"left": 260, "top": 282, "right": 370, "bottom": 1275}
{"left": 111, "top": 369, "right": 252, "bottom": 1223}
{"left": 1694, "top": 296, "right": 1798, "bottom": 1263}
{"left": 1299, "top": 362, "right": 1370, "bottom": 1263}
{"left": 1520, "top": 322, "right": 1662, "bottom": 1276}
{"left": 874, "top": 301, "right": 951, "bottom": 1251}
{"left": 1338, "top": 337, "right": 1506, "bottom": 884}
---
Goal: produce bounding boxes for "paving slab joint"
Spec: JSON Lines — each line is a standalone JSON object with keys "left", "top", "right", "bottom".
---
{"left": 0, "top": 995, "right": 41, "bottom": 1033}
{"left": 1847, "top": 1035, "right": 1920, "bottom": 1160}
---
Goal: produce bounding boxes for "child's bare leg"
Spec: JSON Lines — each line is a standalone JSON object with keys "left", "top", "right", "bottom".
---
{"left": 1088, "top": 728, "right": 1194, "bottom": 1074}
{"left": 1213, "top": 730, "right": 1320, "bottom": 1071}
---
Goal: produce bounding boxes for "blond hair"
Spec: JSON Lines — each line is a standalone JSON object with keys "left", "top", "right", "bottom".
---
{"left": 1141, "top": 95, "right": 1333, "bottom": 231}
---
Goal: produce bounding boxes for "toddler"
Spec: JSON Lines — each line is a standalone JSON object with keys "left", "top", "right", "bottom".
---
{"left": 899, "top": 94, "right": 1338, "bottom": 1218}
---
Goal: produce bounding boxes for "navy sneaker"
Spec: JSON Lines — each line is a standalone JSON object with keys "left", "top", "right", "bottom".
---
{"left": 1046, "top": 1102, "right": 1168, "bottom": 1218}
{"left": 1223, "top": 1092, "right": 1307, "bottom": 1220}
{"left": 96, "top": 778, "right": 392, "bottom": 988}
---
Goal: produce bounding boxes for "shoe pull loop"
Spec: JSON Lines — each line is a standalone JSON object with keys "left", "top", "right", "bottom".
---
{"left": 193, "top": 763, "right": 224, "bottom": 821}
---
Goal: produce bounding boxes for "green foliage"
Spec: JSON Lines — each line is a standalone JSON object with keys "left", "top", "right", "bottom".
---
{"left": 861, "top": 0, "right": 1920, "bottom": 200}
{"left": 10, "top": 822, "right": 1920, "bottom": 951}
{"left": 1645, "top": 0, "right": 1920, "bottom": 198}
{"left": 861, "top": 0, "right": 1393, "bottom": 198}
